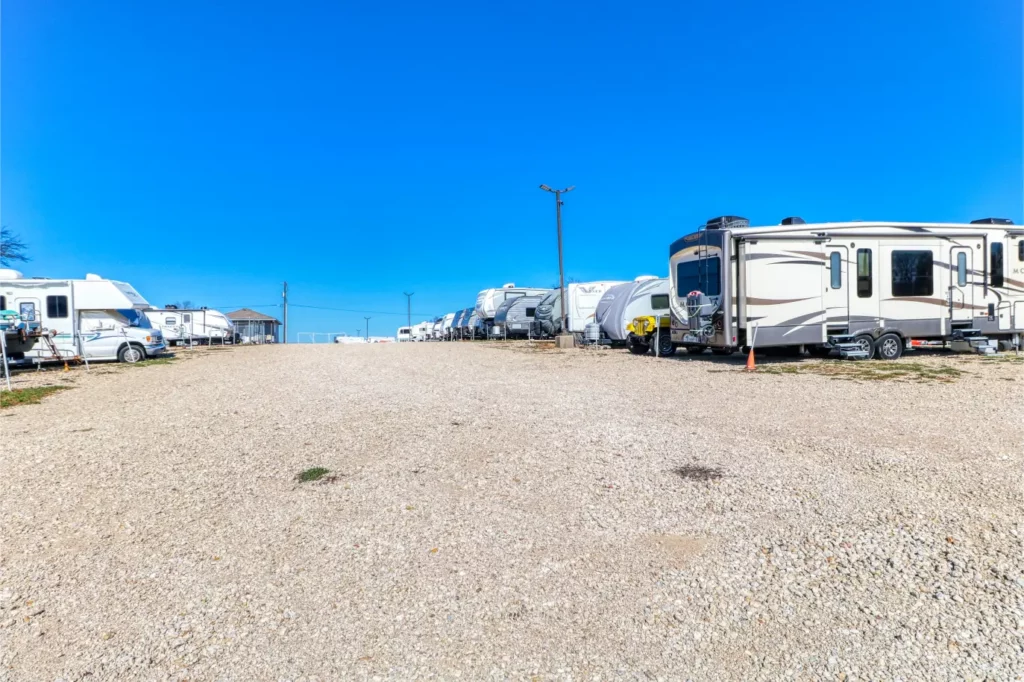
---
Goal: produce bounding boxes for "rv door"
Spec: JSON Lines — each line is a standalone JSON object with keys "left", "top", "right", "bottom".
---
{"left": 825, "top": 246, "right": 849, "bottom": 330}
{"left": 949, "top": 246, "right": 973, "bottom": 323}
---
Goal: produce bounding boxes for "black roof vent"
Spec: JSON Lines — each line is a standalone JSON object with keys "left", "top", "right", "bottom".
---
{"left": 705, "top": 215, "right": 749, "bottom": 230}
{"left": 970, "top": 217, "right": 1014, "bottom": 225}
{"left": 781, "top": 216, "right": 805, "bottom": 225}
{"left": 165, "top": 304, "right": 178, "bottom": 309}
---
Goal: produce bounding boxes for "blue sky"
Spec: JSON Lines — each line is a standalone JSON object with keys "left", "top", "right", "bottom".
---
{"left": 2, "top": 0, "right": 1021, "bottom": 339}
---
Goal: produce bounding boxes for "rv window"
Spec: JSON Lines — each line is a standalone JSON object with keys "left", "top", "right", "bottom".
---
{"left": 20, "top": 302, "right": 36, "bottom": 321}
{"left": 165, "top": 317, "right": 176, "bottom": 325}
{"left": 650, "top": 294, "right": 669, "bottom": 310}
{"left": 0, "top": 296, "right": 5, "bottom": 310}
{"left": 991, "top": 243, "right": 1004, "bottom": 288}
{"left": 525, "top": 307, "right": 536, "bottom": 317}
{"left": 1019, "top": 240, "right": 1023, "bottom": 262}
{"left": 183, "top": 313, "right": 191, "bottom": 323}
{"left": 46, "top": 295, "right": 69, "bottom": 318}
{"left": 856, "top": 249, "right": 872, "bottom": 298}
{"left": 891, "top": 250, "right": 933, "bottom": 297}
{"left": 829, "top": 252, "right": 842, "bottom": 289}
{"left": 957, "top": 252, "right": 967, "bottom": 287}
{"left": 676, "top": 258, "right": 721, "bottom": 297}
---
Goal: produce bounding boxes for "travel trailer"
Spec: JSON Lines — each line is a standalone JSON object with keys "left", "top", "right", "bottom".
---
{"left": 410, "top": 321, "right": 434, "bottom": 341}
{"left": 0, "top": 270, "right": 166, "bottom": 363}
{"left": 474, "top": 284, "right": 550, "bottom": 325}
{"left": 396, "top": 327, "right": 412, "bottom": 342}
{"left": 450, "top": 309, "right": 469, "bottom": 338}
{"left": 668, "top": 216, "right": 1024, "bottom": 359}
{"left": 595, "top": 276, "right": 668, "bottom": 345}
{"left": 461, "top": 311, "right": 483, "bottom": 339}
{"left": 492, "top": 294, "right": 547, "bottom": 338}
{"left": 440, "top": 312, "right": 456, "bottom": 339}
{"left": 147, "top": 306, "right": 234, "bottom": 345}
{"left": 532, "top": 281, "right": 626, "bottom": 338}
{"left": 431, "top": 320, "right": 442, "bottom": 340}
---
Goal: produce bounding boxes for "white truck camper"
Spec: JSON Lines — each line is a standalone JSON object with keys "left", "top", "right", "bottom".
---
{"left": 0, "top": 270, "right": 166, "bottom": 364}
{"left": 668, "top": 216, "right": 1024, "bottom": 359}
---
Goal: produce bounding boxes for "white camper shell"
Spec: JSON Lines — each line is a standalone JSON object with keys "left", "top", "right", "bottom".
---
{"left": 595, "top": 276, "right": 670, "bottom": 344}
{"left": 668, "top": 216, "right": 1024, "bottom": 359}
{"left": 147, "top": 307, "right": 234, "bottom": 346}
{"left": 474, "top": 284, "right": 550, "bottom": 323}
{"left": 0, "top": 271, "right": 166, "bottom": 363}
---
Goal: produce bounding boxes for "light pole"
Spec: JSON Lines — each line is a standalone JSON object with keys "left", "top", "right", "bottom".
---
{"left": 539, "top": 184, "right": 574, "bottom": 334}
{"left": 364, "top": 316, "right": 371, "bottom": 341}
{"left": 403, "top": 292, "right": 414, "bottom": 329}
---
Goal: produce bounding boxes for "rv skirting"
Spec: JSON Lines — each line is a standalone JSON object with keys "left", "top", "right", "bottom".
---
{"left": 750, "top": 325, "right": 824, "bottom": 347}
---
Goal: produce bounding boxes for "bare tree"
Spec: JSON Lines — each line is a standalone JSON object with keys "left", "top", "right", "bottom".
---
{"left": 0, "top": 227, "right": 29, "bottom": 267}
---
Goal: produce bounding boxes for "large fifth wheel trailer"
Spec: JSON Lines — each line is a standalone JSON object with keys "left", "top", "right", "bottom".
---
{"left": 668, "top": 216, "right": 1023, "bottom": 360}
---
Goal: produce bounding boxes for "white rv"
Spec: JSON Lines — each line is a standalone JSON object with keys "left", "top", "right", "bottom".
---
{"left": 668, "top": 216, "right": 1023, "bottom": 359}
{"left": 410, "top": 321, "right": 434, "bottom": 341}
{"left": 147, "top": 307, "right": 234, "bottom": 346}
{"left": 595, "top": 276, "right": 669, "bottom": 344}
{"left": 396, "top": 327, "right": 412, "bottom": 342}
{"left": 0, "top": 271, "right": 166, "bottom": 363}
{"left": 474, "top": 284, "right": 550, "bottom": 325}
{"left": 440, "top": 312, "right": 456, "bottom": 339}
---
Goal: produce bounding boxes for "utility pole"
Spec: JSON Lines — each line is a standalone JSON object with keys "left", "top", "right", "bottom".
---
{"left": 539, "top": 184, "right": 574, "bottom": 335}
{"left": 282, "top": 281, "right": 289, "bottom": 344}
{"left": 364, "top": 316, "right": 371, "bottom": 341}
{"left": 403, "top": 292, "right": 414, "bottom": 329}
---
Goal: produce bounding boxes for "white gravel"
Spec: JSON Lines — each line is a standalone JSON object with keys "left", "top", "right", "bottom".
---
{"left": 1, "top": 343, "right": 1022, "bottom": 680}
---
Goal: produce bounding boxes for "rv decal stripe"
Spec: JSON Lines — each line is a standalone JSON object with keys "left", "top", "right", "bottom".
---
{"left": 769, "top": 260, "right": 825, "bottom": 267}
{"left": 788, "top": 251, "right": 829, "bottom": 261}
{"left": 746, "top": 296, "right": 818, "bottom": 306}
{"left": 777, "top": 310, "right": 826, "bottom": 328}
{"left": 744, "top": 253, "right": 790, "bottom": 261}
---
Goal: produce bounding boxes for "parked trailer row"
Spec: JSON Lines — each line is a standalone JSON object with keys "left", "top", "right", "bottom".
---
{"left": 429, "top": 216, "right": 1023, "bottom": 359}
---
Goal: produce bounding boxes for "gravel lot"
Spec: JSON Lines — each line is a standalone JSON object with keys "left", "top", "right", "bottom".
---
{"left": 2, "top": 343, "right": 1022, "bottom": 681}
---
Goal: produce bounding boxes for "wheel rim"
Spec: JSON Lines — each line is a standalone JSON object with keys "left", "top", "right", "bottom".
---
{"left": 881, "top": 337, "right": 899, "bottom": 358}
{"left": 855, "top": 337, "right": 872, "bottom": 354}
{"left": 128, "top": 348, "right": 143, "bottom": 362}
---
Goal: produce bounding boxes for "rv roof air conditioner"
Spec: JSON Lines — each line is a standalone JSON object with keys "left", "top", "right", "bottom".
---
{"left": 85, "top": 273, "right": 103, "bottom": 281}
{"left": 970, "top": 218, "right": 1014, "bottom": 225}
{"left": 781, "top": 217, "right": 805, "bottom": 225}
{"left": 502, "top": 283, "right": 516, "bottom": 288}
{"left": 705, "top": 216, "right": 749, "bottom": 230}
{"left": 0, "top": 269, "right": 24, "bottom": 279}
{"left": 634, "top": 275, "right": 659, "bottom": 282}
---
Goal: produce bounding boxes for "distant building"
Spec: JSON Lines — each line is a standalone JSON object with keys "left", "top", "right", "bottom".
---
{"left": 226, "top": 308, "right": 281, "bottom": 344}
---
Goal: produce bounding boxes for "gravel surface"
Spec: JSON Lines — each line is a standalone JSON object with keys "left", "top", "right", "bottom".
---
{"left": 2, "top": 343, "right": 1022, "bottom": 680}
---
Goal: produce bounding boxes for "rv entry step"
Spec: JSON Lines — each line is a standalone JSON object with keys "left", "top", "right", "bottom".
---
{"left": 949, "top": 329, "right": 998, "bottom": 355}
{"left": 826, "top": 334, "right": 872, "bottom": 360}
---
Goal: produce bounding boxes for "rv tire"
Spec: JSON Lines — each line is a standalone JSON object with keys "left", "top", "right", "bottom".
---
{"left": 628, "top": 339, "right": 650, "bottom": 355}
{"left": 656, "top": 333, "right": 676, "bottom": 356}
{"left": 875, "top": 333, "right": 904, "bottom": 361}
{"left": 118, "top": 344, "right": 147, "bottom": 363}
{"left": 852, "top": 334, "right": 875, "bottom": 360}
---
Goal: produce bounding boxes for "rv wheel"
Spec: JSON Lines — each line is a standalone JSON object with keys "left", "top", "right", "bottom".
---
{"left": 875, "top": 333, "right": 903, "bottom": 361}
{"left": 656, "top": 333, "right": 676, "bottom": 356}
{"left": 852, "top": 334, "right": 875, "bottom": 360}
{"left": 118, "top": 344, "right": 146, "bottom": 363}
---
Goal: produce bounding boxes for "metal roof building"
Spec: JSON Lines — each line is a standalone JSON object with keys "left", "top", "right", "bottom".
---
{"left": 226, "top": 308, "right": 281, "bottom": 344}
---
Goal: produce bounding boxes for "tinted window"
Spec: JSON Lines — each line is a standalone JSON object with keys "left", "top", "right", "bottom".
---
{"left": 183, "top": 313, "right": 191, "bottom": 323}
{"left": 957, "top": 252, "right": 967, "bottom": 287}
{"left": 676, "top": 258, "right": 721, "bottom": 297}
{"left": 46, "top": 295, "right": 69, "bottom": 318}
{"left": 650, "top": 293, "right": 669, "bottom": 310}
{"left": 0, "top": 296, "right": 5, "bottom": 310}
{"left": 1019, "top": 240, "right": 1023, "bottom": 262}
{"left": 891, "top": 250, "right": 933, "bottom": 297}
{"left": 829, "top": 252, "right": 842, "bottom": 289}
{"left": 856, "top": 249, "right": 872, "bottom": 298}
{"left": 525, "top": 307, "right": 536, "bottom": 317}
{"left": 991, "top": 243, "right": 1004, "bottom": 288}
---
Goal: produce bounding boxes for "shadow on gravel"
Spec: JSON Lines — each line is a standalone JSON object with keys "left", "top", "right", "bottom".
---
{"left": 672, "top": 464, "right": 725, "bottom": 481}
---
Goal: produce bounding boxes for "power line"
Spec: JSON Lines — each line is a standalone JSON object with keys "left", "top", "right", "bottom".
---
{"left": 288, "top": 303, "right": 436, "bottom": 317}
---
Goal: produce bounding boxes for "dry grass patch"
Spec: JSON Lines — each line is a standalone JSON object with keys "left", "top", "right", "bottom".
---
{"left": 757, "top": 360, "right": 964, "bottom": 383}
{"left": 1, "top": 385, "right": 70, "bottom": 409}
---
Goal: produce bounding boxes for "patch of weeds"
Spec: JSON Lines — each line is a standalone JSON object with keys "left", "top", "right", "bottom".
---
{"left": 1, "top": 385, "right": 69, "bottom": 409}
{"left": 135, "top": 356, "right": 176, "bottom": 367}
{"left": 673, "top": 464, "right": 724, "bottom": 482}
{"left": 758, "top": 360, "right": 964, "bottom": 383}
{"left": 297, "top": 467, "right": 331, "bottom": 483}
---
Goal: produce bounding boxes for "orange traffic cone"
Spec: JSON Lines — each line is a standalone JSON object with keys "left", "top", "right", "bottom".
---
{"left": 745, "top": 347, "right": 756, "bottom": 371}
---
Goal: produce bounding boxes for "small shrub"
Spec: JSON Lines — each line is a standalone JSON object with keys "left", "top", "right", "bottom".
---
{"left": 1, "top": 385, "right": 69, "bottom": 409}
{"left": 297, "top": 467, "right": 330, "bottom": 482}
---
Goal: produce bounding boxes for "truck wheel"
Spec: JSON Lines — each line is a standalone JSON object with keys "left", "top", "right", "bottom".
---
{"left": 628, "top": 341, "right": 650, "bottom": 355}
{"left": 656, "top": 332, "right": 676, "bottom": 356}
{"left": 875, "top": 333, "right": 903, "bottom": 361}
{"left": 118, "top": 344, "right": 146, "bottom": 363}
